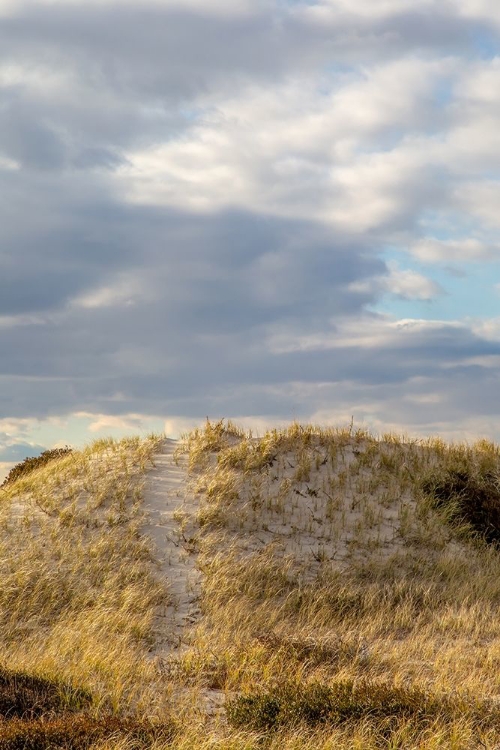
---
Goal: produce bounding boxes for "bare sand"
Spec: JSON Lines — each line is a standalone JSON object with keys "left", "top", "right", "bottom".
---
{"left": 141, "top": 439, "right": 202, "bottom": 661}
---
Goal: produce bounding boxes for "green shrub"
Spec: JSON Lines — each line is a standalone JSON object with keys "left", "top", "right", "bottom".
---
{"left": 226, "top": 680, "right": 452, "bottom": 732}
{"left": 422, "top": 469, "right": 500, "bottom": 545}
{"left": 1, "top": 448, "right": 73, "bottom": 488}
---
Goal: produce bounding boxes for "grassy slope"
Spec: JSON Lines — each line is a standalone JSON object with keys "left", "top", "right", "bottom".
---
{"left": 2, "top": 423, "right": 500, "bottom": 748}
{"left": 0, "top": 434, "right": 169, "bottom": 717}
{"left": 171, "top": 421, "right": 500, "bottom": 749}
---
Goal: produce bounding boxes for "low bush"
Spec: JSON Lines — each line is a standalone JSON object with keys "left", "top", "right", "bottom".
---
{"left": 0, "top": 668, "right": 91, "bottom": 719}
{"left": 422, "top": 469, "right": 500, "bottom": 545}
{"left": 225, "top": 679, "right": 468, "bottom": 732}
{"left": 1, "top": 448, "right": 73, "bottom": 488}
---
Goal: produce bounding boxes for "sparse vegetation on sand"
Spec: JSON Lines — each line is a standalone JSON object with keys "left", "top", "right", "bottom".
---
{"left": 2, "top": 421, "right": 500, "bottom": 747}
{"left": 0, "top": 434, "right": 175, "bottom": 746}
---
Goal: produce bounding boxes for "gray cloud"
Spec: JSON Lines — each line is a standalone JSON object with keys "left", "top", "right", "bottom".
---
{"left": 1, "top": 0, "right": 500, "bottom": 441}
{"left": 0, "top": 441, "right": 46, "bottom": 463}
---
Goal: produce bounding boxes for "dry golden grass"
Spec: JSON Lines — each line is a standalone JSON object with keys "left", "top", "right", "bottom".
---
{"left": 0, "top": 434, "right": 170, "bottom": 718}
{"left": 4, "top": 421, "right": 500, "bottom": 748}
{"left": 168, "top": 420, "right": 500, "bottom": 749}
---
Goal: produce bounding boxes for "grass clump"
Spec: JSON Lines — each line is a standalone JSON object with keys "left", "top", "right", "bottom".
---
{"left": 0, "top": 667, "right": 175, "bottom": 750}
{"left": 1, "top": 448, "right": 73, "bottom": 489}
{"left": 422, "top": 468, "right": 500, "bottom": 546}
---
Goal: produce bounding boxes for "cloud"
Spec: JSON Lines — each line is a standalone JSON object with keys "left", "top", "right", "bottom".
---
{"left": 349, "top": 264, "right": 443, "bottom": 300}
{"left": 118, "top": 57, "right": 453, "bottom": 230}
{"left": 0, "top": 0, "right": 500, "bottom": 445}
{"left": 0, "top": 441, "right": 46, "bottom": 462}
{"left": 410, "top": 237, "right": 500, "bottom": 263}
{"left": 74, "top": 412, "right": 157, "bottom": 433}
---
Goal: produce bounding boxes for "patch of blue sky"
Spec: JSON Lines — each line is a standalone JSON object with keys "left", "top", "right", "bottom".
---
{"left": 315, "top": 63, "right": 360, "bottom": 96}
{"left": 468, "top": 27, "right": 500, "bottom": 60}
{"left": 432, "top": 76, "right": 455, "bottom": 107}
{"left": 25, "top": 414, "right": 166, "bottom": 453}
{"left": 373, "top": 247, "right": 500, "bottom": 322}
{"left": 417, "top": 209, "right": 487, "bottom": 242}
{"left": 179, "top": 106, "right": 207, "bottom": 122}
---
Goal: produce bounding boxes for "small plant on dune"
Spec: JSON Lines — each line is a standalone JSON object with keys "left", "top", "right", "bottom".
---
{"left": 180, "top": 418, "right": 247, "bottom": 471}
{"left": 1, "top": 448, "right": 73, "bottom": 489}
{"left": 0, "top": 667, "right": 175, "bottom": 750}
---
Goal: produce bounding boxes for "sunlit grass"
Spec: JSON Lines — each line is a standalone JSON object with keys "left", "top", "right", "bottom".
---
{"left": 0, "top": 433, "right": 169, "bottom": 717}
{"left": 169, "top": 420, "right": 500, "bottom": 748}
{"left": 3, "top": 420, "right": 500, "bottom": 747}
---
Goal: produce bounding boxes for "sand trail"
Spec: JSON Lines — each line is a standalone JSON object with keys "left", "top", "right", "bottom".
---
{"left": 141, "top": 439, "right": 202, "bottom": 661}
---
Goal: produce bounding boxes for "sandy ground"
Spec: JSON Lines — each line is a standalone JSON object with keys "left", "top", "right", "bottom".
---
{"left": 141, "top": 439, "right": 202, "bottom": 662}
{"left": 141, "top": 436, "right": 425, "bottom": 656}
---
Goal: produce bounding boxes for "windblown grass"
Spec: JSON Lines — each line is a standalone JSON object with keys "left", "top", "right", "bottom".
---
{"left": 0, "top": 434, "right": 168, "bottom": 716}
{"left": 3, "top": 421, "right": 500, "bottom": 748}
{"left": 170, "top": 420, "right": 500, "bottom": 748}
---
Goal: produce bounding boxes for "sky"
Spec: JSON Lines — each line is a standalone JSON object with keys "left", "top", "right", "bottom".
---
{"left": 1, "top": 0, "right": 500, "bottom": 475}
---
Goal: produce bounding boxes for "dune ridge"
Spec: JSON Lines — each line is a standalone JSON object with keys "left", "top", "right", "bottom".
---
{"left": 0, "top": 422, "right": 500, "bottom": 747}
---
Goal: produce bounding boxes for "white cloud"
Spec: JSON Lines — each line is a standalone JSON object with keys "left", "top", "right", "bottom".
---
{"left": 455, "top": 180, "right": 500, "bottom": 228}
{"left": 266, "top": 314, "right": 460, "bottom": 355}
{"left": 453, "top": 0, "right": 500, "bottom": 24}
{"left": 0, "top": 0, "right": 255, "bottom": 16}
{"left": 349, "top": 264, "right": 442, "bottom": 300}
{"left": 0, "top": 314, "right": 48, "bottom": 328}
{"left": 0, "top": 418, "right": 34, "bottom": 438}
{"left": 71, "top": 275, "right": 143, "bottom": 309}
{"left": 410, "top": 237, "right": 499, "bottom": 263}
{"left": 456, "top": 58, "right": 500, "bottom": 108}
{"left": 470, "top": 317, "right": 500, "bottom": 341}
{"left": 0, "top": 155, "right": 20, "bottom": 171}
{"left": 74, "top": 412, "right": 154, "bottom": 433}
{"left": 118, "top": 57, "right": 450, "bottom": 230}
{"left": 384, "top": 266, "right": 442, "bottom": 300}
{"left": 298, "top": 0, "right": 438, "bottom": 23}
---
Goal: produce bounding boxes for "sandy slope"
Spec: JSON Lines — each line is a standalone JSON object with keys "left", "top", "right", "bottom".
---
{"left": 141, "top": 439, "right": 202, "bottom": 662}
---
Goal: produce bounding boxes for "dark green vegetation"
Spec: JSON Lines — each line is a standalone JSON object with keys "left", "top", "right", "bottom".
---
{"left": 0, "top": 668, "right": 174, "bottom": 749}
{"left": 0, "top": 667, "right": 91, "bottom": 719}
{"left": 1, "top": 448, "right": 73, "bottom": 488}
{"left": 226, "top": 679, "right": 499, "bottom": 734}
{"left": 422, "top": 468, "right": 500, "bottom": 546}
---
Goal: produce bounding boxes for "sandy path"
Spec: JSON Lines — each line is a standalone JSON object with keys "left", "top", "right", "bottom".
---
{"left": 141, "top": 438, "right": 202, "bottom": 661}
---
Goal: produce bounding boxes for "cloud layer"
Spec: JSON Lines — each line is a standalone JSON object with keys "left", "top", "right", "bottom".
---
{"left": 1, "top": 0, "right": 500, "bottom": 460}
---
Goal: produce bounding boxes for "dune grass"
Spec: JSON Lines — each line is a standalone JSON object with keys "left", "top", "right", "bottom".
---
{"left": 0, "top": 434, "right": 172, "bottom": 727}
{"left": 2, "top": 421, "right": 500, "bottom": 747}
{"left": 168, "top": 420, "right": 500, "bottom": 748}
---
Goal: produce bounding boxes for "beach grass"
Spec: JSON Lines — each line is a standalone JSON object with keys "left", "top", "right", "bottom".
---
{"left": 2, "top": 421, "right": 500, "bottom": 747}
